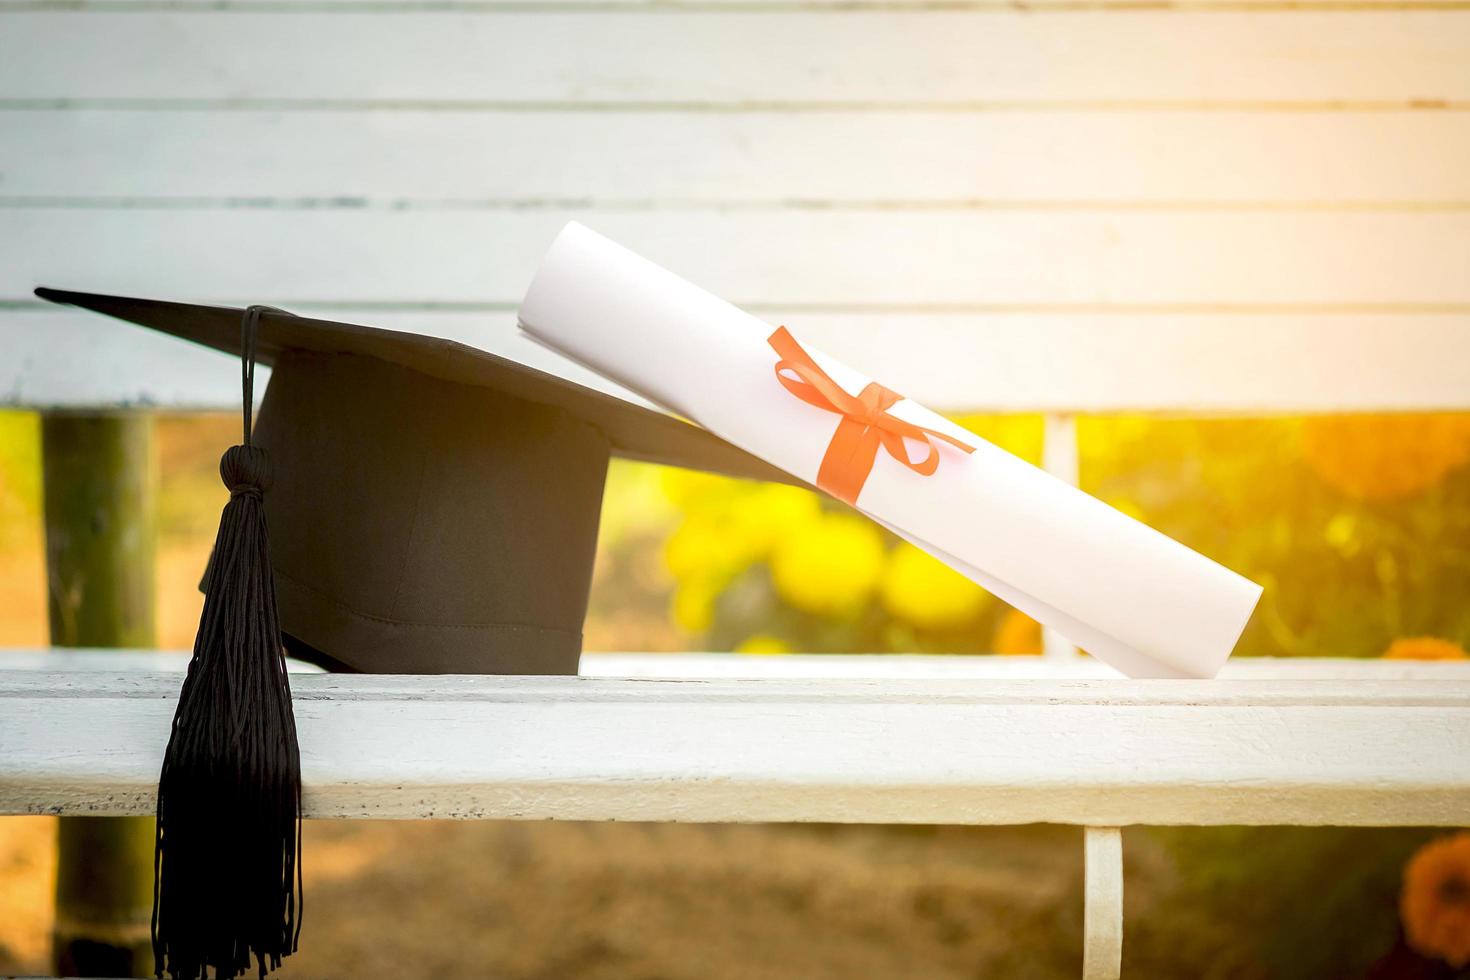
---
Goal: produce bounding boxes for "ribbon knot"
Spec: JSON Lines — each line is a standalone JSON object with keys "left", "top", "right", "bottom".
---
{"left": 768, "top": 326, "right": 974, "bottom": 506}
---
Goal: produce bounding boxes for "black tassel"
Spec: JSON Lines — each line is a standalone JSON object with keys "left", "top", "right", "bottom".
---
{"left": 153, "top": 306, "right": 303, "bottom": 980}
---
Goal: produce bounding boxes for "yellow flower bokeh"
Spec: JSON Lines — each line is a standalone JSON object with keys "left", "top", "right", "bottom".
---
{"left": 1301, "top": 413, "right": 1470, "bottom": 502}
{"left": 671, "top": 578, "right": 720, "bottom": 634}
{"left": 663, "top": 476, "right": 826, "bottom": 636}
{"left": 658, "top": 416, "right": 1045, "bottom": 638}
{"left": 1401, "top": 831, "right": 1470, "bottom": 967}
{"left": 659, "top": 468, "right": 749, "bottom": 509}
{"left": 993, "top": 607, "right": 1043, "bottom": 656}
{"left": 879, "top": 542, "right": 989, "bottom": 630}
{"left": 664, "top": 512, "right": 764, "bottom": 584}
{"left": 1383, "top": 637, "right": 1468, "bottom": 661}
{"left": 744, "top": 484, "right": 825, "bottom": 549}
{"left": 735, "top": 634, "right": 793, "bottom": 655}
{"left": 770, "top": 512, "right": 886, "bottom": 617}
{"left": 664, "top": 481, "right": 821, "bottom": 583}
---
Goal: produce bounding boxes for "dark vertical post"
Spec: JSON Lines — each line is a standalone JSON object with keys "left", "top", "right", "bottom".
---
{"left": 42, "top": 413, "right": 158, "bottom": 978}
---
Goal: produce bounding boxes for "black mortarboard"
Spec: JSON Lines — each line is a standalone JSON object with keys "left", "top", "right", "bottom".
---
{"left": 35, "top": 287, "right": 786, "bottom": 674}
{"left": 34, "top": 286, "right": 788, "bottom": 979}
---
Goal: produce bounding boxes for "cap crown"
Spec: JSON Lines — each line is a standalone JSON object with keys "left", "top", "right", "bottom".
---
{"left": 258, "top": 350, "right": 607, "bottom": 673}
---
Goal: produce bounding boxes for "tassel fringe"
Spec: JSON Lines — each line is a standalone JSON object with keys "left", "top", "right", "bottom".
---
{"left": 152, "top": 445, "right": 303, "bottom": 980}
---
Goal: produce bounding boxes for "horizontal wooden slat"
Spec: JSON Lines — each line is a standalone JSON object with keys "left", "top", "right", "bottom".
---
{"left": 0, "top": 309, "right": 655, "bottom": 410}
{"left": 0, "top": 0, "right": 1450, "bottom": 9}
{"left": 6, "top": 308, "right": 1469, "bottom": 412}
{"left": 3, "top": 667, "right": 1469, "bottom": 825}
{"left": 582, "top": 653, "right": 1470, "bottom": 681}
{"left": 6, "top": 110, "right": 1469, "bottom": 203}
{"left": 1, "top": 12, "right": 1467, "bottom": 104}
{"left": 7, "top": 210, "right": 1469, "bottom": 306}
{"left": 795, "top": 312, "right": 1470, "bottom": 411}
{"left": 10, "top": 648, "right": 1470, "bottom": 681}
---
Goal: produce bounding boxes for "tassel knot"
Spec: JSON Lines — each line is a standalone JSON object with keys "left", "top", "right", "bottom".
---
{"left": 221, "top": 445, "right": 273, "bottom": 497}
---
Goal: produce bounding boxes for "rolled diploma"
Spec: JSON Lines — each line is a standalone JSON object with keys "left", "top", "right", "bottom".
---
{"left": 519, "top": 222, "right": 1262, "bottom": 678}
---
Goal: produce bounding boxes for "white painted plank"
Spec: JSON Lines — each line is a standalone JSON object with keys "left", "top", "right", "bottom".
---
{"left": 7, "top": 309, "right": 1470, "bottom": 412}
{"left": 0, "top": 309, "right": 268, "bottom": 410}
{"left": 2, "top": 13, "right": 1468, "bottom": 104}
{"left": 0, "top": 0, "right": 1423, "bottom": 8}
{"left": 6, "top": 110, "right": 1470, "bottom": 203}
{"left": 4, "top": 669, "right": 1470, "bottom": 824}
{"left": 7, "top": 648, "right": 1470, "bottom": 680}
{"left": 583, "top": 653, "right": 1470, "bottom": 681}
{"left": 6, "top": 210, "right": 1469, "bottom": 307}
{"left": 804, "top": 312, "right": 1470, "bottom": 411}
{"left": 0, "top": 649, "right": 327, "bottom": 672}
{"left": 0, "top": 309, "right": 658, "bottom": 411}
{"left": 1083, "top": 827, "right": 1124, "bottom": 980}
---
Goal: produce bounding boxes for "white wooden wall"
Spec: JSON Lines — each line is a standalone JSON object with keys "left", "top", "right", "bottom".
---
{"left": 2, "top": 0, "right": 1469, "bottom": 414}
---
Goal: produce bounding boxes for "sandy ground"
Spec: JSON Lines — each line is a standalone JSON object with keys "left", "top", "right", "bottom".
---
{"left": 0, "top": 816, "right": 1269, "bottom": 980}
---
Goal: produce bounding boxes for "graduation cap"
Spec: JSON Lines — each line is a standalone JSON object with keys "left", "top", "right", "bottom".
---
{"left": 34, "top": 287, "right": 788, "bottom": 979}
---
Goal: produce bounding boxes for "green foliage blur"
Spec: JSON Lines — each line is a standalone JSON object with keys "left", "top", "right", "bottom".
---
{"left": 1150, "top": 826, "right": 1446, "bottom": 979}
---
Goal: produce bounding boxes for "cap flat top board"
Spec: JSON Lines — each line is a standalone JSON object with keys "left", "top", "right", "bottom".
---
{"left": 33, "top": 287, "right": 790, "bottom": 483}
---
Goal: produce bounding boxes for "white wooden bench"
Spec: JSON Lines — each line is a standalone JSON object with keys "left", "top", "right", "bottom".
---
{"left": 4, "top": 0, "right": 1470, "bottom": 972}
{"left": 4, "top": 651, "right": 1470, "bottom": 979}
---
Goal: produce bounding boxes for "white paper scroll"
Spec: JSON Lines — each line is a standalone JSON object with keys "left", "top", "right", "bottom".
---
{"left": 518, "top": 222, "right": 1262, "bottom": 678}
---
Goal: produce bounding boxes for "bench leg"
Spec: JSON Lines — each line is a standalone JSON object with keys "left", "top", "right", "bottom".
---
{"left": 1082, "top": 826, "right": 1124, "bottom": 980}
{"left": 42, "top": 413, "right": 157, "bottom": 976}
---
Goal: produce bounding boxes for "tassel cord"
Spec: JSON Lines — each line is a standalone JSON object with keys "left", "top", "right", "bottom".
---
{"left": 153, "top": 304, "right": 302, "bottom": 980}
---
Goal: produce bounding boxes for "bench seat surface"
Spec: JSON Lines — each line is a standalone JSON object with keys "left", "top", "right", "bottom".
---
{"left": 4, "top": 653, "right": 1468, "bottom": 828}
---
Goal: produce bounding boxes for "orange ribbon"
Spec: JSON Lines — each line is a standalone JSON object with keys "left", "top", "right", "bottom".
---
{"left": 767, "top": 326, "right": 975, "bottom": 506}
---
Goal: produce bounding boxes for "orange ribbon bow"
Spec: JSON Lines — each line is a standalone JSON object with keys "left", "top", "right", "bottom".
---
{"left": 767, "top": 326, "right": 975, "bottom": 506}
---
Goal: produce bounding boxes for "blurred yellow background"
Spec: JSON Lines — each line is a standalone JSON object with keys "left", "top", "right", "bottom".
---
{"left": 7, "top": 409, "right": 1469, "bottom": 660}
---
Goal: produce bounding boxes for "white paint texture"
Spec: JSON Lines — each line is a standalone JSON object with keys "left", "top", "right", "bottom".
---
{"left": 4, "top": 666, "right": 1469, "bottom": 826}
